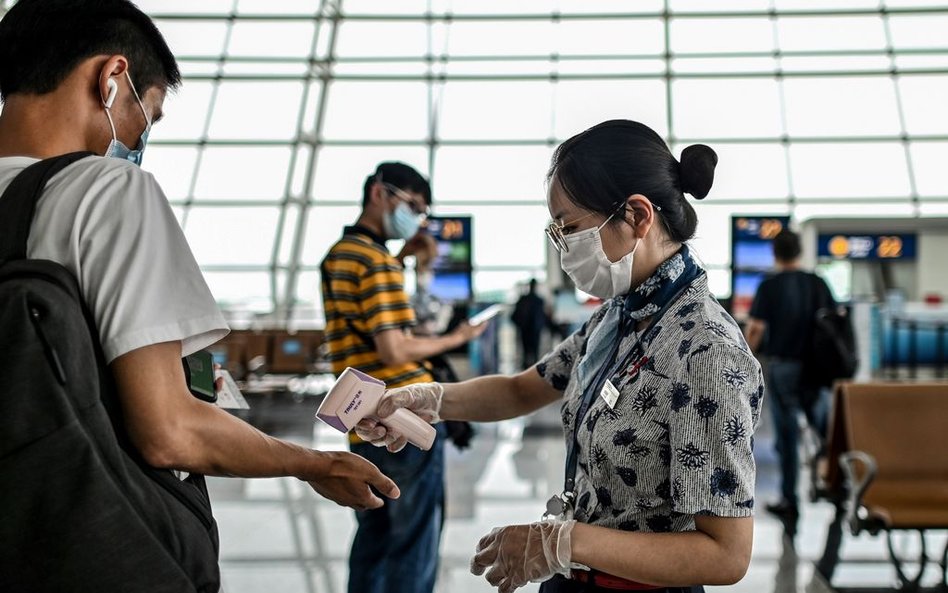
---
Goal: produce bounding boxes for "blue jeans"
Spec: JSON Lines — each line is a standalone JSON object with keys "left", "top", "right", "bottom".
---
{"left": 767, "top": 360, "right": 829, "bottom": 507}
{"left": 348, "top": 424, "right": 446, "bottom": 593}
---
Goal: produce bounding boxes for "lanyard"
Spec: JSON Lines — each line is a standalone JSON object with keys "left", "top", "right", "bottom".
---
{"left": 563, "top": 313, "right": 643, "bottom": 494}
{"left": 559, "top": 282, "right": 696, "bottom": 499}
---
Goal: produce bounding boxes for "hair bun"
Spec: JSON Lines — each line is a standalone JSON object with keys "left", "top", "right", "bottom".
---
{"left": 679, "top": 144, "right": 718, "bottom": 200}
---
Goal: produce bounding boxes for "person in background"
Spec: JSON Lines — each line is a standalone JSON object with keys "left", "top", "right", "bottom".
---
{"left": 744, "top": 229, "right": 835, "bottom": 531}
{"left": 406, "top": 231, "right": 449, "bottom": 337}
{"left": 511, "top": 278, "right": 552, "bottom": 369}
{"left": 319, "top": 162, "right": 485, "bottom": 593}
{"left": 405, "top": 229, "right": 476, "bottom": 450}
{"left": 357, "top": 120, "right": 764, "bottom": 593}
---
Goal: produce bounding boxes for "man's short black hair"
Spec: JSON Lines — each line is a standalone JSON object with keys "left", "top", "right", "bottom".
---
{"left": 0, "top": 0, "right": 180, "bottom": 101}
{"left": 772, "top": 229, "right": 802, "bottom": 262}
{"left": 362, "top": 162, "right": 432, "bottom": 208}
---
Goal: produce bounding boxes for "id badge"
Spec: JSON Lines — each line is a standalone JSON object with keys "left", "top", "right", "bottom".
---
{"left": 600, "top": 379, "right": 620, "bottom": 409}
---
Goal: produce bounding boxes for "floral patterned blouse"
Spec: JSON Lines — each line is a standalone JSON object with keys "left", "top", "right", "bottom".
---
{"left": 536, "top": 273, "right": 763, "bottom": 533}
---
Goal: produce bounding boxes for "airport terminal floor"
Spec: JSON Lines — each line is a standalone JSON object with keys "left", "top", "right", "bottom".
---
{"left": 208, "top": 390, "right": 948, "bottom": 593}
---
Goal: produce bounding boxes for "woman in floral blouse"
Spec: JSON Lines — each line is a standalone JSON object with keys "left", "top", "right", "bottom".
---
{"left": 356, "top": 120, "right": 764, "bottom": 593}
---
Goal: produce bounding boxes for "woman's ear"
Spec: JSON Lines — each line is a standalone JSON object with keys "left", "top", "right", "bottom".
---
{"left": 624, "top": 194, "right": 655, "bottom": 237}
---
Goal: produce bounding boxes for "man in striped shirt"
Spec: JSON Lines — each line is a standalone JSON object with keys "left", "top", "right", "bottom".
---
{"left": 320, "top": 162, "right": 483, "bottom": 593}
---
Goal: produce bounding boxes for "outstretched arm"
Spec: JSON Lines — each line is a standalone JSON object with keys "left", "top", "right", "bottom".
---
{"left": 373, "top": 322, "right": 485, "bottom": 366}
{"left": 440, "top": 366, "right": 563, "bottom": 422}
{"left": 355, "top": 366, "right": 563, "bottom": 452}
{"left": 111, "top": 340, "right": 400, "bottom": 511}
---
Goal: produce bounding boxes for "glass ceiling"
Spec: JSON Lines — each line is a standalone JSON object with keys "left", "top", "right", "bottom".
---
{"left": 2, "top": 0, "right": 947, "bottom": 325}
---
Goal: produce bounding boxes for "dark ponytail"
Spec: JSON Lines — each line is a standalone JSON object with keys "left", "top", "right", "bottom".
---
{"left": 548, "top": 120, "right": 718, "bottom": 243}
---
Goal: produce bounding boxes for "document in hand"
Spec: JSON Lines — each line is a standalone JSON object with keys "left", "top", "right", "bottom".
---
{"left": 315, "top": 367, "right": 436, "bottom": 450}
{"left": 214, "top": 369, "right": 250, "bottom": 410}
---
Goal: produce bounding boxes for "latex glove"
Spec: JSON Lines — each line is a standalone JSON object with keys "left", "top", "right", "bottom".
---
{"left": 470, "top": 520, "right": 576, "bottom": 593}
{"left": 354, "top": 382, "right": 444, "bottom": 453}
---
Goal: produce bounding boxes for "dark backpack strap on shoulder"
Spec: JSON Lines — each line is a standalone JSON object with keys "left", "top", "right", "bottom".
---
{"left": 0, "top": 151, "right": 95, "bottom": 264}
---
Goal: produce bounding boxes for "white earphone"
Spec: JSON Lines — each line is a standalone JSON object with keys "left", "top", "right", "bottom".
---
{"left": 104, "top": 78, "right": 118, "bottom": 109}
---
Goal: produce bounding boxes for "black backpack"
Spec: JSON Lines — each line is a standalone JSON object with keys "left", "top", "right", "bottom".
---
{"left": 802, "top": 273, "right": 858, "bottom": 387}
{"left": 0, "top": 153, "right": 220, "bottom": 592}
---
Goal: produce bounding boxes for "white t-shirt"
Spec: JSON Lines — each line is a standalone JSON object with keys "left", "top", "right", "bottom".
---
{"left": 0, "top": 155, "right": 229, "bottom": 363}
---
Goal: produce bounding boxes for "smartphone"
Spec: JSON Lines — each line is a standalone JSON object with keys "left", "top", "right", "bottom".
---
{"left": 184, "top": 350, "right": 217, "bottom": 403}
{"left": 469, "top": 304, "right": 504, "bottom": 327}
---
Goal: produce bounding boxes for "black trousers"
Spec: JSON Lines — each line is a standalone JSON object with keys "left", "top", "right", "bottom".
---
{"left": 540, "top": 575, "right": 705, "bottom": 593}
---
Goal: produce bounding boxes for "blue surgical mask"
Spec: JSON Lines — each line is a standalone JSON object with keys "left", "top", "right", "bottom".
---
{"left": 103, "top": 71, "right": 152, "bottom": 166}
{"left": 383, "top": 202, "right": 422, "bottom": 240}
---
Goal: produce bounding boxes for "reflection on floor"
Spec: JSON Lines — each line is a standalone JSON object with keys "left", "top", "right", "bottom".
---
{"left": 211, "top": 396, "right": 948, "bottom": 593}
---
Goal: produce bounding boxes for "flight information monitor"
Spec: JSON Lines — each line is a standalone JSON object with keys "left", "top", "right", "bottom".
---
{"left": 730, "top": 215, "right": 790, "bottom": 321}
{"left": 425, "top": 216, "right": 473, "bottom": 303}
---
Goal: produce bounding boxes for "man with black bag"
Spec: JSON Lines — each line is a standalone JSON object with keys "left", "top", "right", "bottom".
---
{"left": 744, "top": 229, "right": 854, "bottom": 531}
{"left": 0, "top": 2, "right": 398, "bottom": 591}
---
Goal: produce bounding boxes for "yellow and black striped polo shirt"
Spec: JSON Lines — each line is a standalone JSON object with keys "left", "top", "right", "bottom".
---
{"left": 320, "top": 226, "right": 433, "bottom": 388}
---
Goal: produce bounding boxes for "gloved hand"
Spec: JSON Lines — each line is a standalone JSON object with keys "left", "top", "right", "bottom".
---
{"left": 354, "top": 382, "right": 444, "bottom": 453}
{"left": 470, "top": 520, "right": 576, "bottom": 593}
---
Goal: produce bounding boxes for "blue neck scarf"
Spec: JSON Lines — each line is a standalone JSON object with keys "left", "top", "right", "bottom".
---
{"left": 576, "top": 245, "right": 705, "bottom": 387}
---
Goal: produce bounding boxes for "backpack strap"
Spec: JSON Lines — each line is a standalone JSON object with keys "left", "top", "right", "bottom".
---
{"left": 0, "top": 151, "right": 95, "bottom": 264}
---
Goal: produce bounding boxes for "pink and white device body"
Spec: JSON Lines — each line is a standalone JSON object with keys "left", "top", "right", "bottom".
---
{"left": 315, "top": 367, "right": 436, "bottom": 451}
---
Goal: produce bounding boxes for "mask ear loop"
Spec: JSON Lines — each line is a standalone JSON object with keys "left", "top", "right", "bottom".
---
{"left": 596, "top": 198, "right": 634, "bottom": 233}
{"left": 124, "top": 70, "right": 152, "bottom": 131}
{"left": 619, "top": 197, "right": 661, "bottom": 240}
{"left": 614, "top": 201, "right": 642, "bottom": 257}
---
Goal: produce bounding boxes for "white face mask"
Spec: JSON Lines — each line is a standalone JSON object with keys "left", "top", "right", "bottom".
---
{"left": 382, "top": 201, "right": 421, "bottom": 240}
{"left": 559, "top": 213, "right": 639, "bottom": 299}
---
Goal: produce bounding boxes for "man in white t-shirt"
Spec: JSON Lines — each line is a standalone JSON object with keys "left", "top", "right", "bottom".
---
{"left": 0, "top": 0, "right": 398, "bottom": 518}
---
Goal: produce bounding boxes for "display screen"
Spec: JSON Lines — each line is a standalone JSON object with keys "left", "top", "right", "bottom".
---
{"left": 281, "top": 338, "right": 302, "bottom": 356}
{"left": 732, "top": 216, "right": 788, "bottom": 269}
{"left": 425, "top": 216, "right": 473, "bottom": 302}
{"left": 734, "top": 241, "right": 777, "bottom": 270}
{"left": 731, "top": 270, "right": 766, "bottom": 320}
{"left": 429, "top": 271, "right": 473, "bottom": 302}
{"left": 817, "top": 233, "right": 917, "bottom": 260}
{"left": 730, "top": 216, "right": 791, "bottom": 321}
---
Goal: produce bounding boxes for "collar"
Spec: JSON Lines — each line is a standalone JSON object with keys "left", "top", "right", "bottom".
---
{"left": 344, "top": 224, "right": 387, "bottom": 249}
{"left": 619, "top": 244, "right": 704, "bottom": 321}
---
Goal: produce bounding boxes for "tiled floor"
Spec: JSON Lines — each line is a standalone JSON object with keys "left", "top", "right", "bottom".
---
{"left": 210, "top": 397, "right": 947, "bottom": 593}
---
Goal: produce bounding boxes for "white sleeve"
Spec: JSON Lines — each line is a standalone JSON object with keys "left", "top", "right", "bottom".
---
{"left": 74, "top": 166, "right": 228, "bottom": 363}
